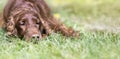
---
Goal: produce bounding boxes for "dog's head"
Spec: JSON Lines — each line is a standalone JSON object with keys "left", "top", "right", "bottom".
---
{"left": 16, "top": 12, "right": 43, "bottom": 41}
{"left": 4, "top": 1, "right": 48, "bottom": 41}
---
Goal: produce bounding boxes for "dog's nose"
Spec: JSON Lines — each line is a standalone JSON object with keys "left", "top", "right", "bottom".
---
{"left": 32, "top": 34, "right": 41, "bottom": 39}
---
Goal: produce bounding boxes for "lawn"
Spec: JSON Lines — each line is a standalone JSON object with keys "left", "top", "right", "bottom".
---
{"left": 0, "top": 0, "right": 120, "bottom": 59}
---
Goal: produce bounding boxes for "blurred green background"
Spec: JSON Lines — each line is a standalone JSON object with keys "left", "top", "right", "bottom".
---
{"left": 47, "top": 0, "right": 120, "bottom": 33}
{"left": 0, "top": 0, "right": 120, "bottom": 59}
{"left": 48, "top": 0, "right": 120, "bottom": 17}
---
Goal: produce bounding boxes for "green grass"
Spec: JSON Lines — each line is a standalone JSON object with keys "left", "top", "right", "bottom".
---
{"left": 0, "top": 0, "right": 120, "bottom": 59}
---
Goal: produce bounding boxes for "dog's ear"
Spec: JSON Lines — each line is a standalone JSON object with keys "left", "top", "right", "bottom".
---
{"left": 4, "top": 17, "right": 17, "bottom": 36}
{"left": 34, "top": 0, "right": 51, "bottom": 17}
{"left": 3, "top": 0, "right": 16, "bottom": 22}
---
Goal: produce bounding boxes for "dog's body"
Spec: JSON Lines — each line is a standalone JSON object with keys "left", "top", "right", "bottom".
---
{"left": 3, "top": 0, "right": 79, "bottom": 41}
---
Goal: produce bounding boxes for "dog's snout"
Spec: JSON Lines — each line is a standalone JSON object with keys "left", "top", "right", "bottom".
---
{"left": 32, "top": 34, "right": 41, "bottom": 39}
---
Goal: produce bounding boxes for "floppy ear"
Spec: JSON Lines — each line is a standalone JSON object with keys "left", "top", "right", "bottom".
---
{"left": 3, "top": 0, "right": 18, "bottom": 36}
{"left": 35, "top": 0, "right": 51, "bottom": 17}
{"left": 38, "top": 15, "right": 52, "bottom": 35}
{"left": 4, "top": 16, "right": 17, "bottom": 36}
{"left": 3, "top": 0, "right": 16, "bottom": 22}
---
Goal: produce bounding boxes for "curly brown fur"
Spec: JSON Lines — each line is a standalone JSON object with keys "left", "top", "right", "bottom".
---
{"left": 3, "top": 0, "right": 79, "bottom": 41}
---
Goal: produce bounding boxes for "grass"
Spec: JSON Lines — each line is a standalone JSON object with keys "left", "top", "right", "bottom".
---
{"left": 0, "top": 0, "right": 120, "bottom": 59}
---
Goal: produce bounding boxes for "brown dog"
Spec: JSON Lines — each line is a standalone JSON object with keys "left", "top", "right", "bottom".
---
{"left": 3, "top": 0, "right": 79, "bottom": 41}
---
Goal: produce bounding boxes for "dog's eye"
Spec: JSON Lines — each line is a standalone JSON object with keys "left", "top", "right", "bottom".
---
{"left": 36, "top": 22, "right": 40, "bottom": 25}
{"left": 20, "top": 21, "right": 25, "bottom": 25}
